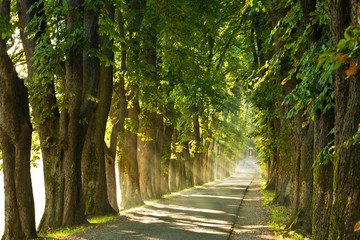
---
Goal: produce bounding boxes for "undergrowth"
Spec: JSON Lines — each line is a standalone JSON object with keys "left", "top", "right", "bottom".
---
{"left": 259, "top": 178, "right": 311, "bottom": 240}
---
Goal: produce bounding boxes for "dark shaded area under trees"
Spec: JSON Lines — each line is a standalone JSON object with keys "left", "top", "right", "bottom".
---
{"left": 0, "top": 0, "right": 360, "bottom": 239}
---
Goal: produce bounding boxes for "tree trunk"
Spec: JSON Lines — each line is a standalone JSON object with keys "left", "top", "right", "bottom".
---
{"left": 137, "top": 18, "right": 158, "bottom": 199}
{"left": 169, "top": 152, "right": 177, "bottom": 192}
{"left": 183, "top": 141, "right": 193, "bottom": 188}
{"left": 207, "top": 141, "right": 214, "bottom": 182}
{"left": 121, "top": 87, "right": 143, "bottom": 209}
{"left": 81, "top": 0, "right": 115, "bottom": 217}
{"left": 111, "top": 8, "right": 128, "bottom": 210}
{"left": 137, "top": 112, "right": 157, "bottom": 200}
{"left": 105, "top": 147, "right": 119, "bottom": 212}
{"left": 328, "top": 1, "right": 360, "bottom": 239}
{"left": 0, "top": 5, "right": 37, "bottom": 238}
{"left": 17, "top": 0, "right": 64, "bottom": 232}
{"left": 289, "top": 122, "right": 314, "bottom": 234}
{"left": 192, "top": 112, "right": 202, "bottom": 185}
{"left": 312, "top": 109, "right": 334, "bottom": 240}
{"left": 59, "top": 0, "right": 88, "bottom": 226}
{"left": 161, "top": 125, "right": 173, "bottom": 194}
{"left": 154, "top": 115, "right": 164, "bottom": 197}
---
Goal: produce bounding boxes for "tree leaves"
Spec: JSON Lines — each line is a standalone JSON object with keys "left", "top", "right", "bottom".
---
{"left": 345, "top": 63, "right": 358, "bottom": 76}
{"left": 355, "top": 221, "right": 360, "bottom": 231}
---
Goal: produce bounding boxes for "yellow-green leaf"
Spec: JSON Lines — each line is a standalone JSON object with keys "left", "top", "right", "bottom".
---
{"left": 345, "top": 63, "right": 358, "bottom": 76}
{"left": 354, "top": 221, "right": 360, "bottom": 231}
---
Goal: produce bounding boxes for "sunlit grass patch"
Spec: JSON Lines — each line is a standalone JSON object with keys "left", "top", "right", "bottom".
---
{"left": 259, "top": 176, "right": 310, "bottom": 240}
{"left": 37, "top": 215, "right": 117, "bottom": 239}
{"left": 88, "top": 215, "right": 116, "bottom": 224}
{"left": 40, "top": 225, "right": 89, "bottom": 239}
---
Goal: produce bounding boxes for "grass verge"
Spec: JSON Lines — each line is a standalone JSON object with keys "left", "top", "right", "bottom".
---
{"left": 259, "top": 178, "right": 311, "bottom": 240}
{"left": 36, "top": 215, "right": 117, "bottom": 239}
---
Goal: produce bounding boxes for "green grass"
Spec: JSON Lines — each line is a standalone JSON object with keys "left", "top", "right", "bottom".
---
{"left": 88, "top": 215, "right": 116, "bottom": 224}
{"left": 41, "top": 225, "right": 89, "bottom": 239}
{"left": 259, "top": 177, "right": 310, "bottom": 240}
{"left": 36, "top": 215, "right": 117, "bottom": 239}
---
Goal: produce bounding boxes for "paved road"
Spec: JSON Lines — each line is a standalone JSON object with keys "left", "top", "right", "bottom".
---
{"left": 67, "top": 158, "right": 259, "bottom": 240}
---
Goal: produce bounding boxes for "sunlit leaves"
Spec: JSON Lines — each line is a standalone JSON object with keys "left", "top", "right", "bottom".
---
{"left": 0, "top": 12, "right": 15, "bottom": 39}
{"left": 354, "top": 221, "right": 360, "bottom": 232}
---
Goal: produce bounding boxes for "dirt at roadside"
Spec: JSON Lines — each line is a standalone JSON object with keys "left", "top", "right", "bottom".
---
{"left": 230, "top": 176, "right": 276, "bottom": 240}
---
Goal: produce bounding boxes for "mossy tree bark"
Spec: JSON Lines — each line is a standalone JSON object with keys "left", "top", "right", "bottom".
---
{"left": 81, "top": 0, "right": 117, "bottom": 217}
{"left": 312, "top": 109, "right": 334, "bottom": 240}
{"left": 328, "top": 1, "right": 360, "bottom": 238}
{"left": 18, "top": 0, "right": 88, "bottom": 231}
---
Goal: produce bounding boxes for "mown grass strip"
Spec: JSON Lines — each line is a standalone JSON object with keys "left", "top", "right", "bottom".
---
{"left": 259, "top": 177, "right": 311, "bottom": 240}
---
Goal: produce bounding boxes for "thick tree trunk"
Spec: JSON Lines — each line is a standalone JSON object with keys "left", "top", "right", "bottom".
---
{"left": 60, "top": 0, "right": 87, "bottom": 226}
{"left": 312, "top": 109, "right": 334, "bottom": 240}
{"left": 154, "top": 115, "right": 164, "bottom": 197}
{"left": 0, "top": 7, "right": 37, "bottom": 237}
{"left": 121, "top": 89, "right": 143, "bottom": 209}
{"left": 265, "top": 116, "right": 279, "bottom": 190}
{"left": 271, "top": 101, "right": 290, "bottom": 206}
{"left": 105, "top": 147, "right": 119, "bottom": 212}
{"left": 112, "top": 9, "right": 128, "bottom": 210}
{"left": 192, "top": 112, "right": 202, "bottom": 185}
{"left": 81, "top": 0, "right": 115, "bottom": 217}
{"left": 137, "top": 19, "right": 158, "bottom": 199}
{"left": 169, "top": 152, "right": 177, "bottom": 192}
{"left": 137, "top": 112, "right": 157, "bottom": 200}
{"left": 289, "top": 123, "right": 314, "bottom": 234}
{"left": 328, "top": 1, "right": 360, "bottom": 239}
{"left": 161, "top": 125, "right": 173, "bottom": 194}
{"left": 183, "top": 141, "right": 193, "bottom": 188}
{"left": 17, "top": 0, "right": 71, "bottom": 232}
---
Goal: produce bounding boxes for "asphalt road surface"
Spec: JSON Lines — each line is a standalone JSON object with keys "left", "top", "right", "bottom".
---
{"left": 66, "top": 158, "right": 259, "bottom": 240}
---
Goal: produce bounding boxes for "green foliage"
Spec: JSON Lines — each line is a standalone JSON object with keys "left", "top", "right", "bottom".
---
{"left": 0, "top": 10, "right": 15, "bottom": 39}
{"left": 31, "top": 131, "right": 41, "bottom": 168}
{"left": 313, "top": 139, "right": 334, "bottom": 167}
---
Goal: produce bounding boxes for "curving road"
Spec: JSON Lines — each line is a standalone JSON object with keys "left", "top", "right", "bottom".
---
{"left": 66, "top": 158, "right": 259, "bottom": 240}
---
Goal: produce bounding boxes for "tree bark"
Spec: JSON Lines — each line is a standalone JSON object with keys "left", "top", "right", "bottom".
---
{"left": 0, "top": 4, "right": 37, "bottom": 238}
{"left": 121, "top": 87, "right": 144, "bottom": 209}
{"left": 161, "top": 125, "right": 173, "bottom": 194}
{"left": 61, "top": 0, "right": 86, "bottom": 225}
{"left": 192, "top": 111, "right": 202, "bottom": 185}
{"left": 137, "top": 112, "right": 157, "bottom": 200}
{"left": 81, "top": 0, "right": 116, "bottom": 217}
{"left": 183, "top": 140, "right": 194, "bottom": 188}
{"left": 105, "top": 147, "right": 119, "bottom": 212}
{"left": 328, "top": 1, "right": 360, "bottom": 239}
{"left": 154, "top": 115, "right": 164, "bottom": 197}
{"left": 17, "top": 0, "right": 71, "bottom": 232}
{"left": 312, "top": 109, "right": 334, "bottom": 240}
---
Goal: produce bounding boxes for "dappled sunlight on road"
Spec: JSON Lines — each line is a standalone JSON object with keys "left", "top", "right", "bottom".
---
{"left": 66, "top": 159, "right": 260, "bottom": 240}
